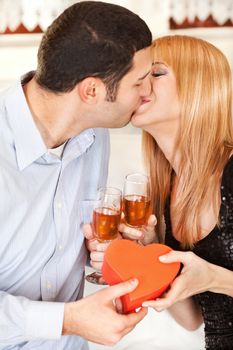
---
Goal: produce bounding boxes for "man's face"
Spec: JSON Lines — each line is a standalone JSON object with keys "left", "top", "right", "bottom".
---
{"left": 97, "top": 46, "right": 153, "bottom": 128}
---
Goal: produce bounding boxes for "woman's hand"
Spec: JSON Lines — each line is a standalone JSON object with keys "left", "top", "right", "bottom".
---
{"left": 142, "top": 250, "right": 215, "bottom": 311}
{"left": 118, "top": 214, "right": 157, "bottom": 245}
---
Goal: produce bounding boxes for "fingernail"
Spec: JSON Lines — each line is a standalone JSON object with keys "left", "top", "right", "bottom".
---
{"left": 142, "top": 302, "right": 149, "bottom": 307}
{"left": 159, "top": 255, "right": 167, "bottom": 262}
{"left": 151, "top": 215, "right": 156, "bottom": 223}
{"left": 130, "top": 278, "right": 138, "bottom": 286}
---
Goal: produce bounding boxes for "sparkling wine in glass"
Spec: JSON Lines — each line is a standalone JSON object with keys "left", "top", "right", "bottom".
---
{"left": 123, "top": 173, "right": 151, "bottom": 229}
{"left": 86, "top": 187, "right": 122, "bottom": 284}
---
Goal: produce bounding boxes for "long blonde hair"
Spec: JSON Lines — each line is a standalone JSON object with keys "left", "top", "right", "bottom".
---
{"left": 143, "top": 35, "right": 233, "bottom": 248}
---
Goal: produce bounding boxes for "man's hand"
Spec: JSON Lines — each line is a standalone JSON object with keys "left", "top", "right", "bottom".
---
{"left": 84, "top": 223, "right": 112, "bottom": 271}
{"left": 62, "top": 279, "right": 148, "bottom": 346}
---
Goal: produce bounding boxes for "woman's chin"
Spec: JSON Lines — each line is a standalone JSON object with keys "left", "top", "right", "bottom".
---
{"left": 130, "top": 114, "right": 144, "bottom": 128}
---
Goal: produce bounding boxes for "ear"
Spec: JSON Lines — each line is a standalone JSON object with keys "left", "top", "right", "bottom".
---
{"left": 77, "top": 77, "right": 105, "bottom": 104}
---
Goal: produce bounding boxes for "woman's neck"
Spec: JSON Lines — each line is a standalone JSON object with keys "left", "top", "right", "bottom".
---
{"left": 144, "top": 122, "right": 180, "bottom": 173}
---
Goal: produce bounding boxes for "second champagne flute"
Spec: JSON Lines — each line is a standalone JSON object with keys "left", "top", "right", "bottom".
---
{"left": 123, "top": 173, "right": 151, "bottom": 229}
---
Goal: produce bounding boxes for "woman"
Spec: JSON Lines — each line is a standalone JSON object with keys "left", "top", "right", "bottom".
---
{"left": 86, "top": 35, "right": 233, "bottom": 349}
{"left": 128, "top": 35, "right": 233, "bottom": 350}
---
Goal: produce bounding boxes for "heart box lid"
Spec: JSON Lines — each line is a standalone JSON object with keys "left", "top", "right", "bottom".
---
{"left": 102, "top": 239, "right": 180, "bottom": 313}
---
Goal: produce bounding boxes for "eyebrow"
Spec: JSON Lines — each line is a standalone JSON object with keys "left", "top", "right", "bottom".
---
{"left": 137, "top": 70, "right": 151, "bottom": 81}
{"left": 153, "top": 61, "right": 168, "bottom": 67}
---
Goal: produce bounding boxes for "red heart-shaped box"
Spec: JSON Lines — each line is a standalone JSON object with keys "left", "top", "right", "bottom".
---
{"left": 102, "top": 239, "right": 180, "bottom": 313}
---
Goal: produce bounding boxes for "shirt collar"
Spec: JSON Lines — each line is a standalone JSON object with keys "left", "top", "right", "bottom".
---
{"left": 5, "top": 80, "right": 47, "bottom": 171}
{"left": 68, "top": 128, "right": 95, "bottom": 154}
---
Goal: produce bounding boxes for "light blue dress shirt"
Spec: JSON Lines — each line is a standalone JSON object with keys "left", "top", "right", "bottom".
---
{"left": 0, "top": 80, "right": 110, "bottom": 349}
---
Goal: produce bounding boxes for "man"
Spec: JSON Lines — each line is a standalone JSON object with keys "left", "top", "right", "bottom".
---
{"left": 0, "top": 1, "right": 152, "bottom": 349}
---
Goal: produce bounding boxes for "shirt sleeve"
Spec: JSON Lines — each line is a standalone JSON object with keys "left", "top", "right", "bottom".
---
{"left": 0, "top": 291, "right": 64, "bottom": 346}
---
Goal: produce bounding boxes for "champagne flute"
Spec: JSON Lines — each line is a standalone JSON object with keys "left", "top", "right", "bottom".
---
{"left": 86, "top": 187, "right": 122, "bottom": 284}
{"left": 123, "top": 173, "right": 151, "bottom": 229}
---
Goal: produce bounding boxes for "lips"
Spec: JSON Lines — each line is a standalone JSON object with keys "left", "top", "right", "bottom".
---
{"left": 140, "top": 98, "right": 151, "bottom": 105}
{"left": 133, "top": 99, "right": 151, "bottom": 115}
{"left": 131, "top": 99, "right": 151, "bottom": 117}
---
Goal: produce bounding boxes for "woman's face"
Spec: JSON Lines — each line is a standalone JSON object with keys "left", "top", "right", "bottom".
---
{"left": 131, "top": 60, "right": 181, "bottom": 132}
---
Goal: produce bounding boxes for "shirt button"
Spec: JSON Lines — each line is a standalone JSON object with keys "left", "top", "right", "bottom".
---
{"left": 47, "top": 282, "right": 52, "bottom": 290}
{"left": 56, "top": 201, "right": 62, "bottom": 209}
{"left": 58, "top": 245, "right": 63, "bottom": 251}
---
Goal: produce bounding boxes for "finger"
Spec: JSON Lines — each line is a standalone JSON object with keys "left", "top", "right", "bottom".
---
{"left": 90, "top": 251, "right": 105, "bottom": 262}
{"left": 142, "top": 300, "right": 157, "bottom": 308}
{"left": 147, "top": 214, "right": 157, "bottom": 230}
{"left": 142, "top": 299, "right": 166, "bottom": 311}
{"left": 120, "top": 323, "right": 140, "bottom": 339}
{"left": 122, "top": 230, "right": 143, "bottom": 240}
{"left": 118, "top": 223, "right": 143, "bottom": 240}
{"left": 96, "top": 242, "right": 110, "bottom": 252}
{"left": 143, "top": 277, "right": 184, "bottom": 310}
{"left": 117, "top": 232, "right": 123, "bottom": 240}
{"left": 159, "top": 250, "right": 193, "bottom": 264}
{"left": 90, "top": 260, "right": 103, "bottom": 271}
{"left": 120, "top": 311, "right": 147, "bottom": 339}
{"left": 87, "top": 239, "right": 99, "bottom": 252}
{"left": 142, "top": 298, "right": 171, "bottom": 311}
{"left": 104, "top": 278, "right": 139, "bottom": 300}
{"left": 83, "top": 223, "right": 95, "bottom": 240}
{"left": 123, "top": 307, "right": 148, "bottom": 328}
{"left": 140, "top": 217, "right": 157, "bottom": 245}
{"left": 115, "top": 297, "right": 123, "bottom": 314}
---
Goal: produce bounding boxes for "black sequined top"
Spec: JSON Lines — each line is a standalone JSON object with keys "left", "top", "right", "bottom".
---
{"left": 164, "top": 156, "right": 233, "bottom": 350}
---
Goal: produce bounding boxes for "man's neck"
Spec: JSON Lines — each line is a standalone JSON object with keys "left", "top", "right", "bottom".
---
{"left": 23, "top": 77, "right": 86, "bottom": 149}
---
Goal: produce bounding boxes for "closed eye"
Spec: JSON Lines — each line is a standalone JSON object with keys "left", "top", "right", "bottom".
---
{"left": 151, "top": 72, "right": 166, "bottom": 78}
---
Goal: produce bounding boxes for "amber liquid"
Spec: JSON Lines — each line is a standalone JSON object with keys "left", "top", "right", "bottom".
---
{"left": 93, "top": 207, "right": 121, "bottom": 242}
{"left": 123, "top": 195, "right": 151, "bottom": 227}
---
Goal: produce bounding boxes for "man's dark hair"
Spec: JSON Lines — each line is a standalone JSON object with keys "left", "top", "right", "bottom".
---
{"left": 35, "top": 1, "right": 152, "bottom": 101}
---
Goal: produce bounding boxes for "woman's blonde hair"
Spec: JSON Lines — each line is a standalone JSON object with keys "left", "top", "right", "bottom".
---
{"left": 143, "top": 35, "right": 233, "bottom": 248}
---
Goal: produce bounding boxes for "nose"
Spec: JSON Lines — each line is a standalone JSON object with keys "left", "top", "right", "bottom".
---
{"left": 140, "top": 75, "right": 152, "bottom": 97}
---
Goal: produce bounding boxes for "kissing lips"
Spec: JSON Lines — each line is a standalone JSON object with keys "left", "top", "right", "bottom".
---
{"left": 140, "top": 98, "right": 151, "bottom": 105}
{"left": 131, "top": 99, "right": 151, "bottom": 117}
{"left": 134, "top": 98, "right": 151, "bottom": 114}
